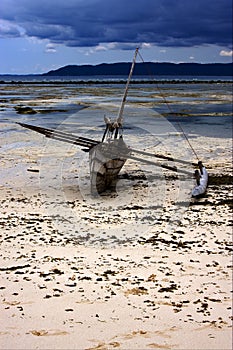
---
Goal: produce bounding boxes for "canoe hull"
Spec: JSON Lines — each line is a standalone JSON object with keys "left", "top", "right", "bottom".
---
{"left": 89, "top": 140, "right": 129, "bottom": 194}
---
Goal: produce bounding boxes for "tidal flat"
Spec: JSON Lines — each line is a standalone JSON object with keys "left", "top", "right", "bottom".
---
{"left": 0, "top": 80, "right": 232, "bottom": 349}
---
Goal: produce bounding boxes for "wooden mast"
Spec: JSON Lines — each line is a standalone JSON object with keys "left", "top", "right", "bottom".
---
{"left": 102, "top": 47, "right": 139, "bottom": 141}
{"left": 116, "top": 47, "right": 139, "bottom": 128}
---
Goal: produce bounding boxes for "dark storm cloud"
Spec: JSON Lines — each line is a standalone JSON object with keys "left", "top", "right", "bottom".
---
{"left": 0, "top": 0, "right": 232, "bottom": 48}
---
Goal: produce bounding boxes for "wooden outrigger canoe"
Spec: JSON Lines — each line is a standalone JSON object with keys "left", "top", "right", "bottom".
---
{"left": 17, "top": 48, "right": 208, "bottom": 196}
{"left": 18, "top": 120, "right": 196, "bottom": 194}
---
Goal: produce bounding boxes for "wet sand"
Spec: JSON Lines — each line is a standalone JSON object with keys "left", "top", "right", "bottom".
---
{"left": 0, "top": 122, "right": 232, "bottom": 350}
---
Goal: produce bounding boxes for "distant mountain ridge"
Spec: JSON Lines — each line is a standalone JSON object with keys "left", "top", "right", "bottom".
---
{"left": 43, "top": 62, "right": 233, "bottom": 76}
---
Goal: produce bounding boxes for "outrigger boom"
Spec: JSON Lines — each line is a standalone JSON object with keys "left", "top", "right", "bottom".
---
{"left": 18, "top": 122, "right": 193, "bottom": 176}
{"left": 17, "top": 122, "right": 99, "bottom": 149}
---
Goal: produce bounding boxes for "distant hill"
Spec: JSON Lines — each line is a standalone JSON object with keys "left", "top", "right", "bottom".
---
{"left": 43, "top": 62, "right": 233, "bottom": 76}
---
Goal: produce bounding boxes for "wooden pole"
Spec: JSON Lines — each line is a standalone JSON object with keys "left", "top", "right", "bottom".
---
{"left": 116, "top": 48, "right": 139, "bottom": 126}
{"left": 130, "top": 148, "right": 196, "bottom": 166}
{"left": 18, "top": 122, "right": 99, "bottom": 147}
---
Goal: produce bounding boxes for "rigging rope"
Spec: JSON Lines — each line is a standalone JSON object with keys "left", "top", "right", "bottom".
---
{"left": 137, "top": 50, "right": 200, "bottom": 161}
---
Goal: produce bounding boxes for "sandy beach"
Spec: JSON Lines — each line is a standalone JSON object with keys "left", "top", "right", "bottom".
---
{"left": 0, "top": 81, "right": 232, "bottom": 349}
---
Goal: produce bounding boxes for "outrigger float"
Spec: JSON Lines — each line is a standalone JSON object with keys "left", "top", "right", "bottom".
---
{"left": 17, "top": 48, "right": 208, "bottom": 197}
{"left": 192, "top": 161, "right": 208, "bottom": 197}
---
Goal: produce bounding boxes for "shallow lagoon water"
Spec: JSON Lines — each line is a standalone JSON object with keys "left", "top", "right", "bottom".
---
{"left": 0, "top": 79, "right": 232, "bottom": 143}
{"left": 166, "top": 114, "right": 232, "bottom": 138}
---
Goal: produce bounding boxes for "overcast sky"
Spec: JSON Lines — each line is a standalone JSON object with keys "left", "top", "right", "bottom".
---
{"left": 0, "top": 0, "right": 232, "bottom": 74}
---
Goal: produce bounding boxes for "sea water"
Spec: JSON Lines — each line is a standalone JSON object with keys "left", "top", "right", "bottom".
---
{"left": 0, "top": 76, "right": 232, "bottom": 139}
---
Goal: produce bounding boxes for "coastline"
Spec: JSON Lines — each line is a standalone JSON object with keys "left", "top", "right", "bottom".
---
{"left": 0, "top": 78, "right": 232, "bottom": 85}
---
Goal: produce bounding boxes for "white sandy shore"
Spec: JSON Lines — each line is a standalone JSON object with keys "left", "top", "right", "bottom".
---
{"left": 0, "top": 122, "right": 232, "bottom": 349}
